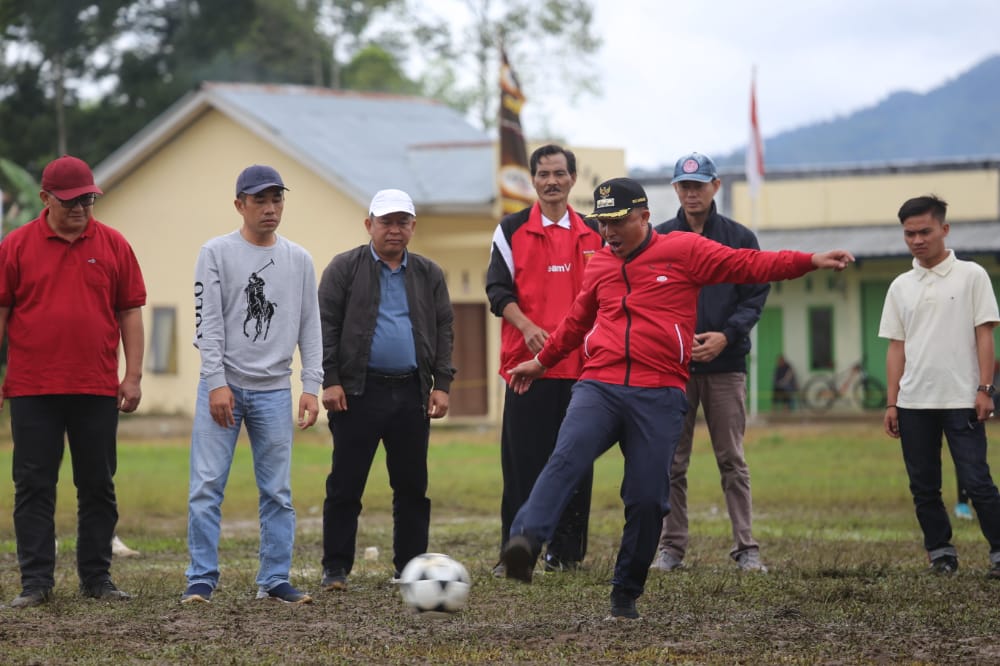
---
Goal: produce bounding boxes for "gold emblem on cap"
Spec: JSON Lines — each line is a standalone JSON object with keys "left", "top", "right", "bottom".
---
{"left": 599, "top": 185, "right": 611, "bottom": 197}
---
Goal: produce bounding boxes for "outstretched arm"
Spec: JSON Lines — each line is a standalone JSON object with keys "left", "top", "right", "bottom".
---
{"left": 811, "top": 250, "right": 855, "bottom": 271}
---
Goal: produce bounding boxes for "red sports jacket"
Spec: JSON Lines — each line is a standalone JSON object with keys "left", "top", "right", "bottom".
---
{"left": 537, "top": 229, "right": 816, "bottom": 389}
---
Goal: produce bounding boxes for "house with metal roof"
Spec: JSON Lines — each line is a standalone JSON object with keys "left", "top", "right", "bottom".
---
{"left": 639, "top": 157, "right": 1000, "bottom": 413}
{"left": 94, "top": 82, "right": 625, "bottom": 422}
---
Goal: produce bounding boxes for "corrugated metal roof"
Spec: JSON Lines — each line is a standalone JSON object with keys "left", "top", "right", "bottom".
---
{"left": 96, "top": 83, "right": 496, "bottom": 212}
{"left": 757, "top": 220, "right": 1000, "bottom": 259}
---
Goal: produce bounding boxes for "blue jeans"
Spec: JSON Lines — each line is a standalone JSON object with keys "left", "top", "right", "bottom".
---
{"left": 511, "top": 380, "right": 687, "bottom": 598}
{"left": 897, "top": 408, "right": 1000, "bottom": 563}
{"left": 186, "top": 381, "right": 296, "bottom": 590}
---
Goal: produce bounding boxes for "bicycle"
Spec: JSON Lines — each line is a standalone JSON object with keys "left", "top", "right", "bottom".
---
{"left": 802, "top": 361, "right": 887, "bottom": 411}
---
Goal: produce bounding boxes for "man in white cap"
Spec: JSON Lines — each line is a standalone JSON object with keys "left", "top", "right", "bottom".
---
{"left": 318, "top": 189, "right": 455, "bottom": 591}
{"left": 182, "top": 164, "right": 323, "bottom": 605}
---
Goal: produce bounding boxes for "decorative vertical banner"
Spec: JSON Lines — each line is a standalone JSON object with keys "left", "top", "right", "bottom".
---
{"left": 498, "top": 48, "right": 534, "bottom": 215}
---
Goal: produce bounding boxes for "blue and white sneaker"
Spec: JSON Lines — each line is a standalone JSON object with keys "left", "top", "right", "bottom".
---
{"left": 180, "top": 582, "right": 213, "bottom": 604}
{"left": 256, "top": 582, "right": 312, "bottom": 604}
{"left": 954, "top": 502, "right": 973, "bottom": 520}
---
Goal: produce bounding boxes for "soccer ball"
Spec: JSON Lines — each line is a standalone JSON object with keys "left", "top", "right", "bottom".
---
{"left": 398, "top": 552, "right": 471, "bottom": 614}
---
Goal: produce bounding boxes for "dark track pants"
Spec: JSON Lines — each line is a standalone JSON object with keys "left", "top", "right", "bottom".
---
{"left": 510, "top": 380, "right": 687, "bottom": 598}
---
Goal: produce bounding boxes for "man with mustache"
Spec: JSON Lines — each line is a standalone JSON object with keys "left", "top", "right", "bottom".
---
{"left": 486, "top": 144, "right": 604, "bottom": 575}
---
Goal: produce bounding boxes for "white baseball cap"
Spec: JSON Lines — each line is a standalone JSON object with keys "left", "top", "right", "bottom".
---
{"left": 369, "top": 189, "right": 415, "bottom": 217}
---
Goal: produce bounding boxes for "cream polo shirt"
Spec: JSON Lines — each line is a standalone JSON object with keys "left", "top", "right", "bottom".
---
{"left": 879, "top": 250, "right": 999, "bottom": 409}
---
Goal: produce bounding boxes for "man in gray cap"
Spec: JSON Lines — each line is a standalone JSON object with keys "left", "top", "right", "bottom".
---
{"left": 652, "top": 152, "right": 770, "bottom": 574}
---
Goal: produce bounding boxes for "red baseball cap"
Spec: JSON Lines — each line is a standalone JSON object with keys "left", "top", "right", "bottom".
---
{"left": 41, "top": 155, "right": 104, "bottom": 200}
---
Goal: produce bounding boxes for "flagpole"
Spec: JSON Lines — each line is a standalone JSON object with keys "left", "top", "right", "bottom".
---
{"left": 747, "top": 66, "right": 763, "bottom": 422}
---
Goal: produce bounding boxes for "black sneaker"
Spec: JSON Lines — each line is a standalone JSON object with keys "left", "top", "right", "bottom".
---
{"left": 928, "top": 555, "right": 958, "bottom": 575}
{"left": 988, "top": 562, "right": 1000, "bottom": 580}
{"left": 501, "top": 535, "right": 538, "bottom": 583}
{"left": 10, "top": 587, "right": 52, "bottom": 609}
{"left": 543, "top": 554, "right": 581, "bottom": 573}
{"left": 321, "top": 568, "right": 348, "bottom": 591}
{"left": 610, "top": 588, "right": 640, "bottom": 620}
{"left": 81, "top": 579, "right": 132, "bottom": 601}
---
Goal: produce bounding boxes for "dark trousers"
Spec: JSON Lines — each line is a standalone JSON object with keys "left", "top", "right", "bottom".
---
{"left": 511, "top": 381, "right": 687, "bottom": 598}
{"left": 10, "top": 395, "right": 120, "bottom": 590}
{"left": 897, "top": 408, "right": 1000, "bottom": 559}
{"left": 322, "top": 374, "right": 431, "bottom": 576}
{"left": 500, "top": 379, "right": 592, "bottom": 563}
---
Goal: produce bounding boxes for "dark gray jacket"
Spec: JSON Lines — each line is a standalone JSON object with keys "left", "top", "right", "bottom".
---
{"left": 318, "top": 244, "right": 455, "bottom": 405}
{"left": 655, "top": 203, "right": 770, "bottom": 374}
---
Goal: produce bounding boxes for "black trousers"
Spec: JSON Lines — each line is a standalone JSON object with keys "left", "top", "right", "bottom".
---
{"left": 500, "top": 378, "right": 592, "bottom": 563}
{"left": 10, "top": 395, "right": 119, "bottom": 590}
{"left": 322, "top": 373, "right": 431, "bottom": 577}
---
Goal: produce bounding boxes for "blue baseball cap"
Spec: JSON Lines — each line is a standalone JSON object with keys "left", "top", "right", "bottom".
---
{"left": 671, "top": 152, "right": 719, "bottom": 184}
{"left": 235, "top": 165, "right": 288, "bottom": 197}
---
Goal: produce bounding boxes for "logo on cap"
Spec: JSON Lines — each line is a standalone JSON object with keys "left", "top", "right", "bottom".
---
{"left": 682, "top": 159, "right": 700, "bottom": 174}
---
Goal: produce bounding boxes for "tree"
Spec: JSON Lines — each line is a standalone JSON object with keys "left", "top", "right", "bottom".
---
{"left": 0, "top": 0, "right": 129, "bottom": 155}
{"left": 312, "top": 0, "right": 405, "bottom": 89}
{"left": 408, "top": 0, "right": 601, "bottom": 129}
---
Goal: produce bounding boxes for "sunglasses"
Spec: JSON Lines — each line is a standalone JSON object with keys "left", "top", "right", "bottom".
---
{"left": 49, "top": 193, "right": 98, "bottom": 208}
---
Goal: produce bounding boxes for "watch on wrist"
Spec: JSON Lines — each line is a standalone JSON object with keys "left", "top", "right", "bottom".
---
{"left": 978, "top": 384, "right": 996, "bottom": 397}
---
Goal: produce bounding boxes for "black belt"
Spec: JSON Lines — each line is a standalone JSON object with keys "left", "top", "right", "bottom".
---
{"left": 366, "top": 370, "right": 416, "bottom": 384}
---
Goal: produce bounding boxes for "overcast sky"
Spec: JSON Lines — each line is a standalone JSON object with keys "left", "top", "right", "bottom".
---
{"left": 514, "top": 0, "right": 1000, "bottom": 170}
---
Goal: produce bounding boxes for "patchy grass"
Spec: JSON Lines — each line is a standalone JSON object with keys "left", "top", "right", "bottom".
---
{"left": 1, "top": 421, "right": 999, "bottom": 664}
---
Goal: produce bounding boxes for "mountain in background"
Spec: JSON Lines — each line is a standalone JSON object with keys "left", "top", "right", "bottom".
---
{"left": 640, "top": 54, "right": 1000, "bottom": 176}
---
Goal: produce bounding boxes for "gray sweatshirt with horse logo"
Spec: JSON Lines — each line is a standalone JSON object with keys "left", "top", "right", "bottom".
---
{"left": 194, "top": 230, "right": 323, "bottom": 395}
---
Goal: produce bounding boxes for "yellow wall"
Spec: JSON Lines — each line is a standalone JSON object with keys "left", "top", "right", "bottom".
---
{"left": 96, "top": 110, "right": 625, "bottom": 423}
{"left": 730, "top": 168, "right": 1000, "bottom": 228}
{"left": 98, "top": 109, "right": 368, "bottom": 416}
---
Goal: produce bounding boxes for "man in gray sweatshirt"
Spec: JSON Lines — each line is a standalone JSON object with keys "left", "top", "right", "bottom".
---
{"left": 181, "top": 165, "right": 323, "bottom": 605}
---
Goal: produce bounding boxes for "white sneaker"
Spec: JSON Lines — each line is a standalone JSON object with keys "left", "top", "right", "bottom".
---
{"left": 735, "top": 549, "right": 768, "bottom": 573}
{"left": 111, "top": 535, "right": 140, "bottom": 557}
{"left": 650, "top": 550, "right": 684, "bottom": 571}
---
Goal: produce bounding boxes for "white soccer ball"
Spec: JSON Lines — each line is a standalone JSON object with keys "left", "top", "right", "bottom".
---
{"left": 398, "top": 552, "right": 471, "bottom": 614}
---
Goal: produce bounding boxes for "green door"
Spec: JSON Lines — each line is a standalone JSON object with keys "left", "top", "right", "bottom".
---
{"left": 860, "top": 281, "right": 891, "bottom": 384}
{"left": 754, "top": 307, "right": 784, "bottom": 412}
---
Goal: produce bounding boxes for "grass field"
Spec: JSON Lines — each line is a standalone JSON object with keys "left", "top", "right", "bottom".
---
{"left": 1, "top": 419, "right": 999, "bottom": 664}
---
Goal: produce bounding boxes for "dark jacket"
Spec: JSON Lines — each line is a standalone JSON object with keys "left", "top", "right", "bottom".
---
{"left": 318, "top": 244, "right": 455, "bottom": 406}
{"left": 654, "top": 202, "right": 770, "bottom": 374}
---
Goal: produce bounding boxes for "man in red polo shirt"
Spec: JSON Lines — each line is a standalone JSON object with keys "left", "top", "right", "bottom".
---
{"left": 0, "top": 155, "right": 146, "bottom": 608}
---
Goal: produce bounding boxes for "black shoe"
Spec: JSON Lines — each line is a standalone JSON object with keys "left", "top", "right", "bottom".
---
{"left": 10, "top": 587, "right": 52, "bottom": 609}
{"left": 321, "top": 568, "right": 348, "bottom": 591}
{"left": 543, "top": 554, "right": 581, "bottom": 573}
{"left": 501, "top": 535, "right": 538, "bottom": 583}
{"left": 80, "top": 579, "right": 132, "bottom": 601}
{"left": 928, "top": 555, "right": 958, "bottom": 575}
{"left": 610, "top": 588, "right": 640, "bottom": 620}
{"left": 988, "top": 562, "right": 1000, "bottom": 580}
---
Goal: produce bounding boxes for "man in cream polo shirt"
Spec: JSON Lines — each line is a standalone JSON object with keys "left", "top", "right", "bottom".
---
{"left": 879, "top": 194, "right": 1000, "bottom": 579}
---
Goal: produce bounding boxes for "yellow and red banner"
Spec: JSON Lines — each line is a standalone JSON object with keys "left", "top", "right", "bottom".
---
{"left": 498, "top": 49, "right": 534, "bottom": 215}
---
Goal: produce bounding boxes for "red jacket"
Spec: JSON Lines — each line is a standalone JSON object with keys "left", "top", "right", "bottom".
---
{"left": 486, "top": 203, "right": 603, "bottom": 379}
{"left": 537, "top": 228, "right": 815, "bottom": 389}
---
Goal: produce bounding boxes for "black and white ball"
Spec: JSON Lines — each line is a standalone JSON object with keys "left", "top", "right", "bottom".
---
{"left": 398, "top": 553, "right": 471, "bottom": 614}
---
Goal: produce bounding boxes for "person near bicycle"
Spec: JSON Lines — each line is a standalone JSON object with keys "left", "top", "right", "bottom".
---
{"left": 648, "top": 153, "right": 771, "bottom": 574}
{"left": 879, "top": 194, "right": 1000, "bottom": 579}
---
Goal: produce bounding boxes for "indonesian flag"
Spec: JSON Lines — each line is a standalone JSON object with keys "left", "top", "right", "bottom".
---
{"left": 746, "top": 70, "right": 765, "bottom": 198}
